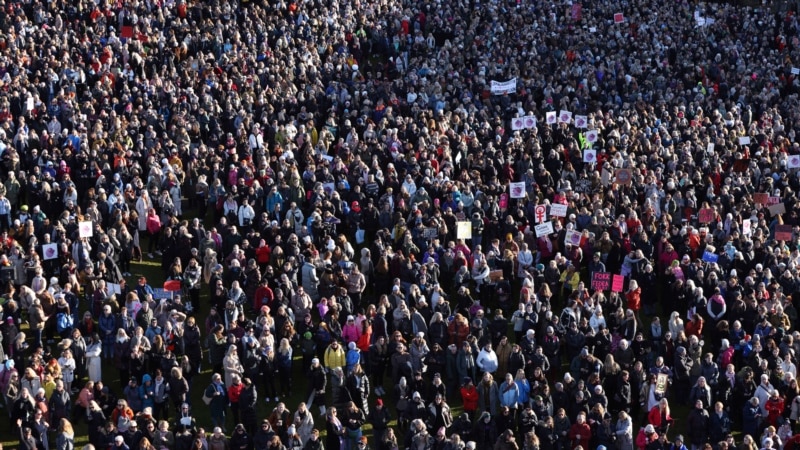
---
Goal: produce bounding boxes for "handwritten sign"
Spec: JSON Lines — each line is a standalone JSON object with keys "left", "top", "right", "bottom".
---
{"left": 767, "top": 196, "right": 781, "bottom": 206}
{"left": 550, "top": 204, "right": 568, "bottom": 217}
{"left": 611, "top": 274, "right": 625, "bottom": 293}
{"left": 698, "top": 208, "right": 714, "bottom": 224}
{"left": 534, "top": 221, "right": 554, "bottom": 237}
{"left": 591, "top": 272, "right": 611, "bottom": 291}
{"left": 775, "top": 224, "right": 793, "bottom": 241}
{"left": 78, "top": 221, "right": 93, "bottom": 238}
{"left": 574, "top": 179, "right": 593, "bottom": 193}
{"left": 422, "top": 227, "right": 438, "bottom": 239}
{"left": 509, "top": 181, "right": 526, "bottom": 199}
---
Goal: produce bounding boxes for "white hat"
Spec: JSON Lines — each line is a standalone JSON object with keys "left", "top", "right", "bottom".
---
{"left": 645, "top": 424, "right": 655, "bottom": 434}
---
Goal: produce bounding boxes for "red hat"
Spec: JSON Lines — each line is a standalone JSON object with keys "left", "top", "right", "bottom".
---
{"left": 376, "top": 399, "right": 383, "bottom": 406}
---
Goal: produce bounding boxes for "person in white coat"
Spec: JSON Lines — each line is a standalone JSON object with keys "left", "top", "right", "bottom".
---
{"left": 85, "top": 334, "right": 103, "bottom": 383}
{"left": 136, "top": 192, "right": 153, "bottom": 232}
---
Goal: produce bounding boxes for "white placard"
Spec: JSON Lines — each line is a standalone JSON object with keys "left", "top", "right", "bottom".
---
{"left": 575, "top": 115, "right": 588, "bottom": 128}
{"left": 523, "top": 115, "right": 537, "bottom": 129}
{"left": 707, "top": 143, "right": 715, "bottom": 154}
{"left": 739, "top": 136, "right": 751, "bottom": 145}
{"left": 509, "top": 182, "right": 526, "bottom": 198}
{"left": 534, "top": 204, "right": 547, "bottom": 223}
{"left": 550, "top": 204, "right": 568, "bottom": 217}
{"left": 511, "top": 117, "right": 524, "bottom": 130}
{"left": 742, "top": 219, "right": 752, "bottom": 237}
{"left": 558, "top": 110, "right": 573, "bottom": 124}
{"left": 586, "top": 129, "right": 598, "bottom": 143}
{"left": 788, "top": 155, "right": 800, "bottom": 169}
{"left": 456, "top": 221, "right": 472, "bottom": 240}
{"left": 42, "top": 243, "right": 58, "bottom": 260}
{"left": 535, "top": 222, "right": 554, "bottom": 237}
{"left": 589, "top": 26, "right": 597, "bottom": 32}
{"left": 79, "top": 221, "right": 93, "bottom": 238}
{"left": 584, "top": 149, "right": 597, "bottom": 163}
{"left": 546, "top": 111, "right": 557, "bottom": 124}
{"left": 26, "top": 97, "right": 34, "bottom": 111}
{"left": 793, "top": 67, "right": 800, "bottom": 75}
{"left": 490, "top": 78, "right": 517, "bottom": 95}
{"left": 565, "top": 229, "right": 582, "bottom": 246}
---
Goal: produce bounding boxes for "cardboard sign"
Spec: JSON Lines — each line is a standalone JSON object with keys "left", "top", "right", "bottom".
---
{"left": 698, "top": 208, "right": 715, "bottom": 224}
{"left": 509, "top": 181, "right": 526, "bottom": 199}
{"left": 534, "top": 221, "right": 554, "bottom": 237}
{"left": 754, "top": 193, "right": 769, "bottom": 204}
{"left": 768, "top": 203, "right": 787, "bottom": 216}
{"left": 586, "top": 129, "right": 598, "bottom": 143}
{"left": 534, "top": 205, "right": 547, "bottom": 223}
{"left": 78, "top": 221, "right": 93, "bottom": 238}
{"left": 511, "top": 117, "right": 524, "bottom": 130}
{"left": 584, "top": 149, "right": 597, "bottom": 163}
{"left": 742, "top": 219, "right": 752, "bottom": 237}
{"left": 42, "top": 243, "right": 58, "bottom": 260}
{"left": 611, "top": 274, "right": 625, "bottom": 293}
{"left": 575, "top": 115, "right": 588, "bottom": 128}
{"left": 550, "top": 204, "right": 568, "bottom": 217}
{"left": 614, "top": 13, "right": 624, "bottom": 23}
{"left": 702, "top": 251, "right": 719, "bottom": 263}
{"left": 591, "top": 272, "right": 611, "bottom": 291}
{"left": 615, "top": 168, "right": 632, "bottom": 185}
{"left": 488, "top": 270, "right": 504, "bottom": 282}
{"left": 565, "top": 229, "right": 582, "bottom": 247}
{"left": 546, "top": 111, "right": 557, "bottom": 124}
{"left": 775, "top": 224, "right": 793, "bottom": 241}
{"left": 456, "top": 221, "right": 472, "bottom": 240}
{"left": 739, "top": 136, "right": 751, "bottom": 145}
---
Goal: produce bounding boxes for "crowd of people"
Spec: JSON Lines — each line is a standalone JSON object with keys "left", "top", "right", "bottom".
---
{"left": 0, "top": 0, "right": 800, "bottom": 448}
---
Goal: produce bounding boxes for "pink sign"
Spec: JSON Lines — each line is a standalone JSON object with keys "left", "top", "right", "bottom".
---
{"left": 612, "top": 274, "right": 625, "bottom": 293}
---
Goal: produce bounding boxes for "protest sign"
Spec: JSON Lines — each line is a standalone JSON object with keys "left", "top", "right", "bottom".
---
{"left": 546, "top": 111, "right": 557, "bottom": 124}
{"left": 614, "top": 13, "right": 624, "bottom": 23}
{"left": 742, "top": 219, "right": 752, "bottom": 237}
{"left": 534, "top": 205, "right": 547, "bottom": 223}
{"left": 511, "top": 117, "right": 524, "bottom": 130}
{"left": 591, "top": 272, "right": 611, "bottom": 291}
{"left": 509, "top": 182, "right": 526, "bottom": 198}
{"left": 775, "top": 224, "right": 793, "bottom": 241}
{"left": 698, "top": 208, "right": 714, "bottom": 224}
{"left": 42, "top": 243, "right": 58, "bottom": 260}
{"left": 615, "top": 169, "right": 632, "bottom": 185}
{"left": 550, "top": 204, "right": 568, "bottom": 217}
{"left": 739, "top": 136, "right": 751, "bottom": 145}
{"left": 611, "top": 274, "right": 625, "bottom": 293}
{"left": 789, "top": 155, "right": 800, "bottom": 169}
{"left": 565, "top": 229, "right": 582, "bottom": 246}
{"left": 79, "top": 221, "right": 93, "bottom": 238}
{"left": 702, "top": 251, "right": 719, "bottom": 263}
{"left": 575, "top": 115, "right": 588, "bottom": 128}
{"left": 753, "top": 193, "right": 769, "bottom": 204}
{"left": 558, "top": 110, "right": 573, "bottom": 124}
{"left": 523, "top": 115, "right": 537, "bottom": 129}
{"left": 534, "top": 221, "right": 554, "bottom": 237}
{"left": 456, "top": 221, "right": 472, "bottom": 239}
{"left": 768, "top": 203, "right": 786, "bottom": 216}
{"left": 585, "top": 129, "right": 598, "bottom": 143}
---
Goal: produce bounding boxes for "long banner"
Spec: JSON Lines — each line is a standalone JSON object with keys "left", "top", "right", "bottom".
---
{"left": 490, "top": 78, "right": 517, "bottom": 95}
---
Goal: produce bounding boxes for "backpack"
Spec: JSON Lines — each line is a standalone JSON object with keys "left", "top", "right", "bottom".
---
{"left": 56, "top": 312, "right": 74, "bottom": 333}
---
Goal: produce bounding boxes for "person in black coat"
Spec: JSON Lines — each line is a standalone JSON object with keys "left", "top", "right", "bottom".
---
{"left": 368, "top": 398, "right": 391, "bottom": 440}
{"left": 474, "top": 411, "right": 499, "bottom": 450}
{"left": 686, "top": 399, "right": 710, "bottom": 449}
{"left": 240, "top": 379, "right": 259, "bottom": 436}
{"left": 230, "top": 423, "right": 253, "bottom": 450}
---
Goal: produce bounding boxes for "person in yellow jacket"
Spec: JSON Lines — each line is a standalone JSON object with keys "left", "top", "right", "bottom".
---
{"left": 324, "top": 341, "right": 346, "bottom": 371}
{"left": 560, "top": 263, "right": 581, "bottom": 300}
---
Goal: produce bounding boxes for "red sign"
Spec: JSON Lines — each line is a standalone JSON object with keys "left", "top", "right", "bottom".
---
{"left": 592, "top": 272, "right": 611, "bottom": 291}
{"left": 614, "top": 13, "right": 624, "bottom": 23}
{"left": 612, "top": 274, "right": 625, "bottom": 293}
{"left": 698, "top": 208, "right": 714, "bottom": 224}
{"left": 571, "top": 3, "right": 582, "bottom": 21}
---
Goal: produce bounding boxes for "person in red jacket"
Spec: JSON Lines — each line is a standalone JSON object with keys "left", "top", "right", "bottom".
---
{"left": 460, "top": 377, "right": 478, "bottom": 416}
{"left": 647, "top": 398, "right": 674, "bottom": 435}
{"left": 765, "top": 391, "right": 785, "bottom": 427}
{"left": 569, "top": 412, "right": 592, "bottom": 450}
{"left": 635, "top": 424, "right": 659, "bottom": 450}
{"left": 228, "top": 374, "right": 245, "bottom": 426}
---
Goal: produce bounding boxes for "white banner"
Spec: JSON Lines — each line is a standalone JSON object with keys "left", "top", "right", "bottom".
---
{"left": 490, "top": 78, "right": 517, "bottom": 95}
{"left": 535, "top": 222, "right": 554, "bottom": 237}
{"left": 550, "top": 204, "right": 568, "bottom": 217}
